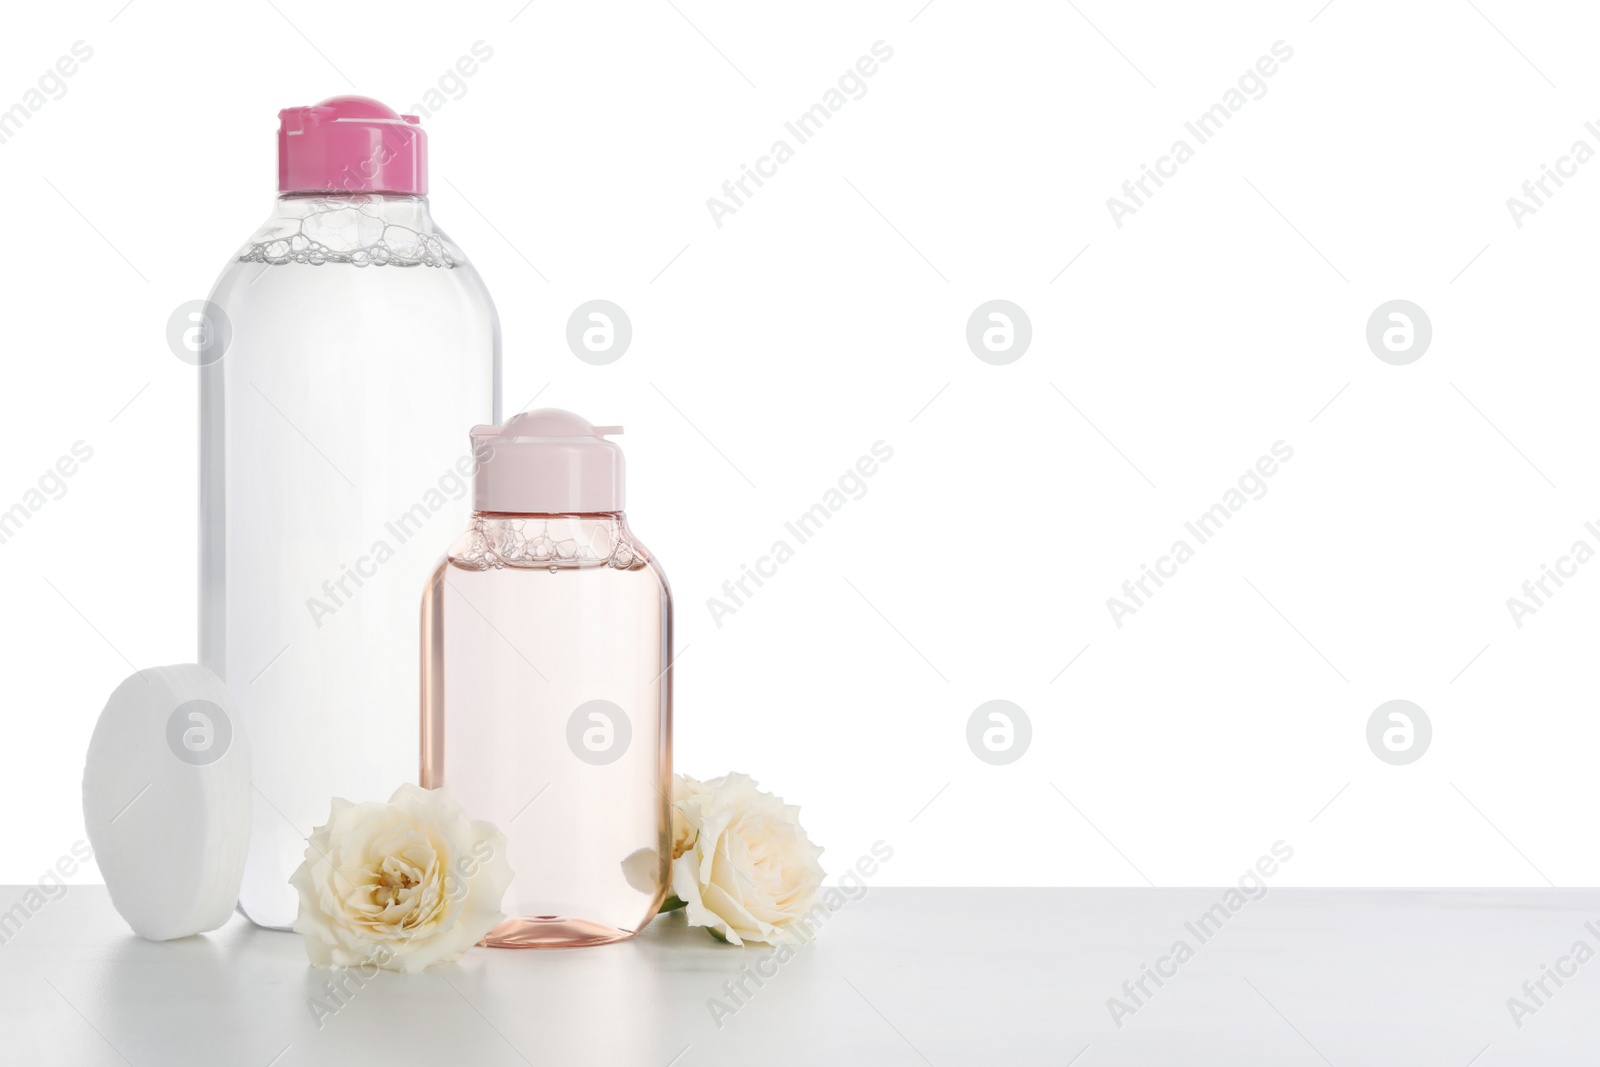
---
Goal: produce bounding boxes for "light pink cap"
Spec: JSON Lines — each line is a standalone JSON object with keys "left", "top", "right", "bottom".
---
{"left": 472, "top": 409, "right": 625, "bottom": 514}
{"left": 278, "top": 95, "right": 428, "bottom": 195}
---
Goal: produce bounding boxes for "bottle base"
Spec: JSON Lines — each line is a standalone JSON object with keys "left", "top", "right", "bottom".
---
{"left": 482, "top": 915, "right": 639, "bottom": 949}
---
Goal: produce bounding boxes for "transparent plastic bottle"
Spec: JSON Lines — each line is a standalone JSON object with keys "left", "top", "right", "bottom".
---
{"left": 421, "top": 410, "right": 673, "bottom": 947}
{"left": 200, "top": 96, "right": 501, "bottom": 929}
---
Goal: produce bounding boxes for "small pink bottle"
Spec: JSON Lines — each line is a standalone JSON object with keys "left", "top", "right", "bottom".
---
{"left": 421, "top": 410, "right": 672, "bottom": 947}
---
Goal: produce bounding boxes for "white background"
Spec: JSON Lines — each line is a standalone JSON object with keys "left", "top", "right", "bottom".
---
{"left": 2, "top": 0, "right": 1596, "bottom": 888}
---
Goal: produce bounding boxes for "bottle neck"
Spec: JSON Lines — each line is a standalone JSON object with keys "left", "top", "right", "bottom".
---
{"left": 278, "top": 189, "right": 427, "bottom": 208}
{"left": 473, "top": 510, "right": 624, "bottom": 519}
{"left": 272, "top": 192, "right": 435, "bottom": 229}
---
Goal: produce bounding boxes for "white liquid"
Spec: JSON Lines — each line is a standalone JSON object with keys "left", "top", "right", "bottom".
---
{"left": 201, "top": 197, "right": 499, "bottom": 929}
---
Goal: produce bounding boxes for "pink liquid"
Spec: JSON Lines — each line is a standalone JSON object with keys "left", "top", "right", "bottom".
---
{"left": 421, "top": 514, "right": 671, "bottom": 947}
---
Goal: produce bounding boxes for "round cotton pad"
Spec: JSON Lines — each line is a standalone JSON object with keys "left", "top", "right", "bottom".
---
{"left": 82, "top": 665, "right": 252, "bottom": 940}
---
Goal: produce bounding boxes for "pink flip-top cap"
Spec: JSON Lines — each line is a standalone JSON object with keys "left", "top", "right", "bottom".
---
{"left": 472, "top": 410, "right": 626, "bottom": 514}
{"left": 278, "top": 95, "right": 427, "bottom": 196}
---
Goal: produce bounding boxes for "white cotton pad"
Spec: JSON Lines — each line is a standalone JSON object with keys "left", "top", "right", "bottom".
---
{"left": 82, "top": 665, "right": 252, "bottom": 941}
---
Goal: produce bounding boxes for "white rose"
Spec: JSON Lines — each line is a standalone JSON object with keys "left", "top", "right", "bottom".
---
{"left": 290, "top": 784, "right": 512, "bottom": 974}
{"left": 622, "top": 774, "right": 708, "bottom": 901}
{"left": 670, "top": 773, "right": 825, "bottom": 945}
{"left": 671, "top": 773, "right": 708, "bottom": 860}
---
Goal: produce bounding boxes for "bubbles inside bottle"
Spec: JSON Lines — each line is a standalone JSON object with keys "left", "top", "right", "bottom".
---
{"left": 240, "top": 198, "right": 456, "bottom": 268}
{"left": 450, "top": 517, "right": 647, "bottom": 572}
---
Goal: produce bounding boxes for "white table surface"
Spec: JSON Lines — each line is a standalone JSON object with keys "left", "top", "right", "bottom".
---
{"left": 0, "top": 886, "right": 1594, "bottom": 1066}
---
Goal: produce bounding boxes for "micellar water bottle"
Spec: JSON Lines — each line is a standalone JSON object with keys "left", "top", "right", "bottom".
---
{"left": 421, "top": 410, "right": 673, "bottom": 947}
{"left": 200, "top": 96, "right": 501, "bottom": 929}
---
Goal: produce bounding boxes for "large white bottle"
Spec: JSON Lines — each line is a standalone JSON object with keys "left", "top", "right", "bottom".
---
{"left": 200, "top": 96, "right": 501, "bottom": 928}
